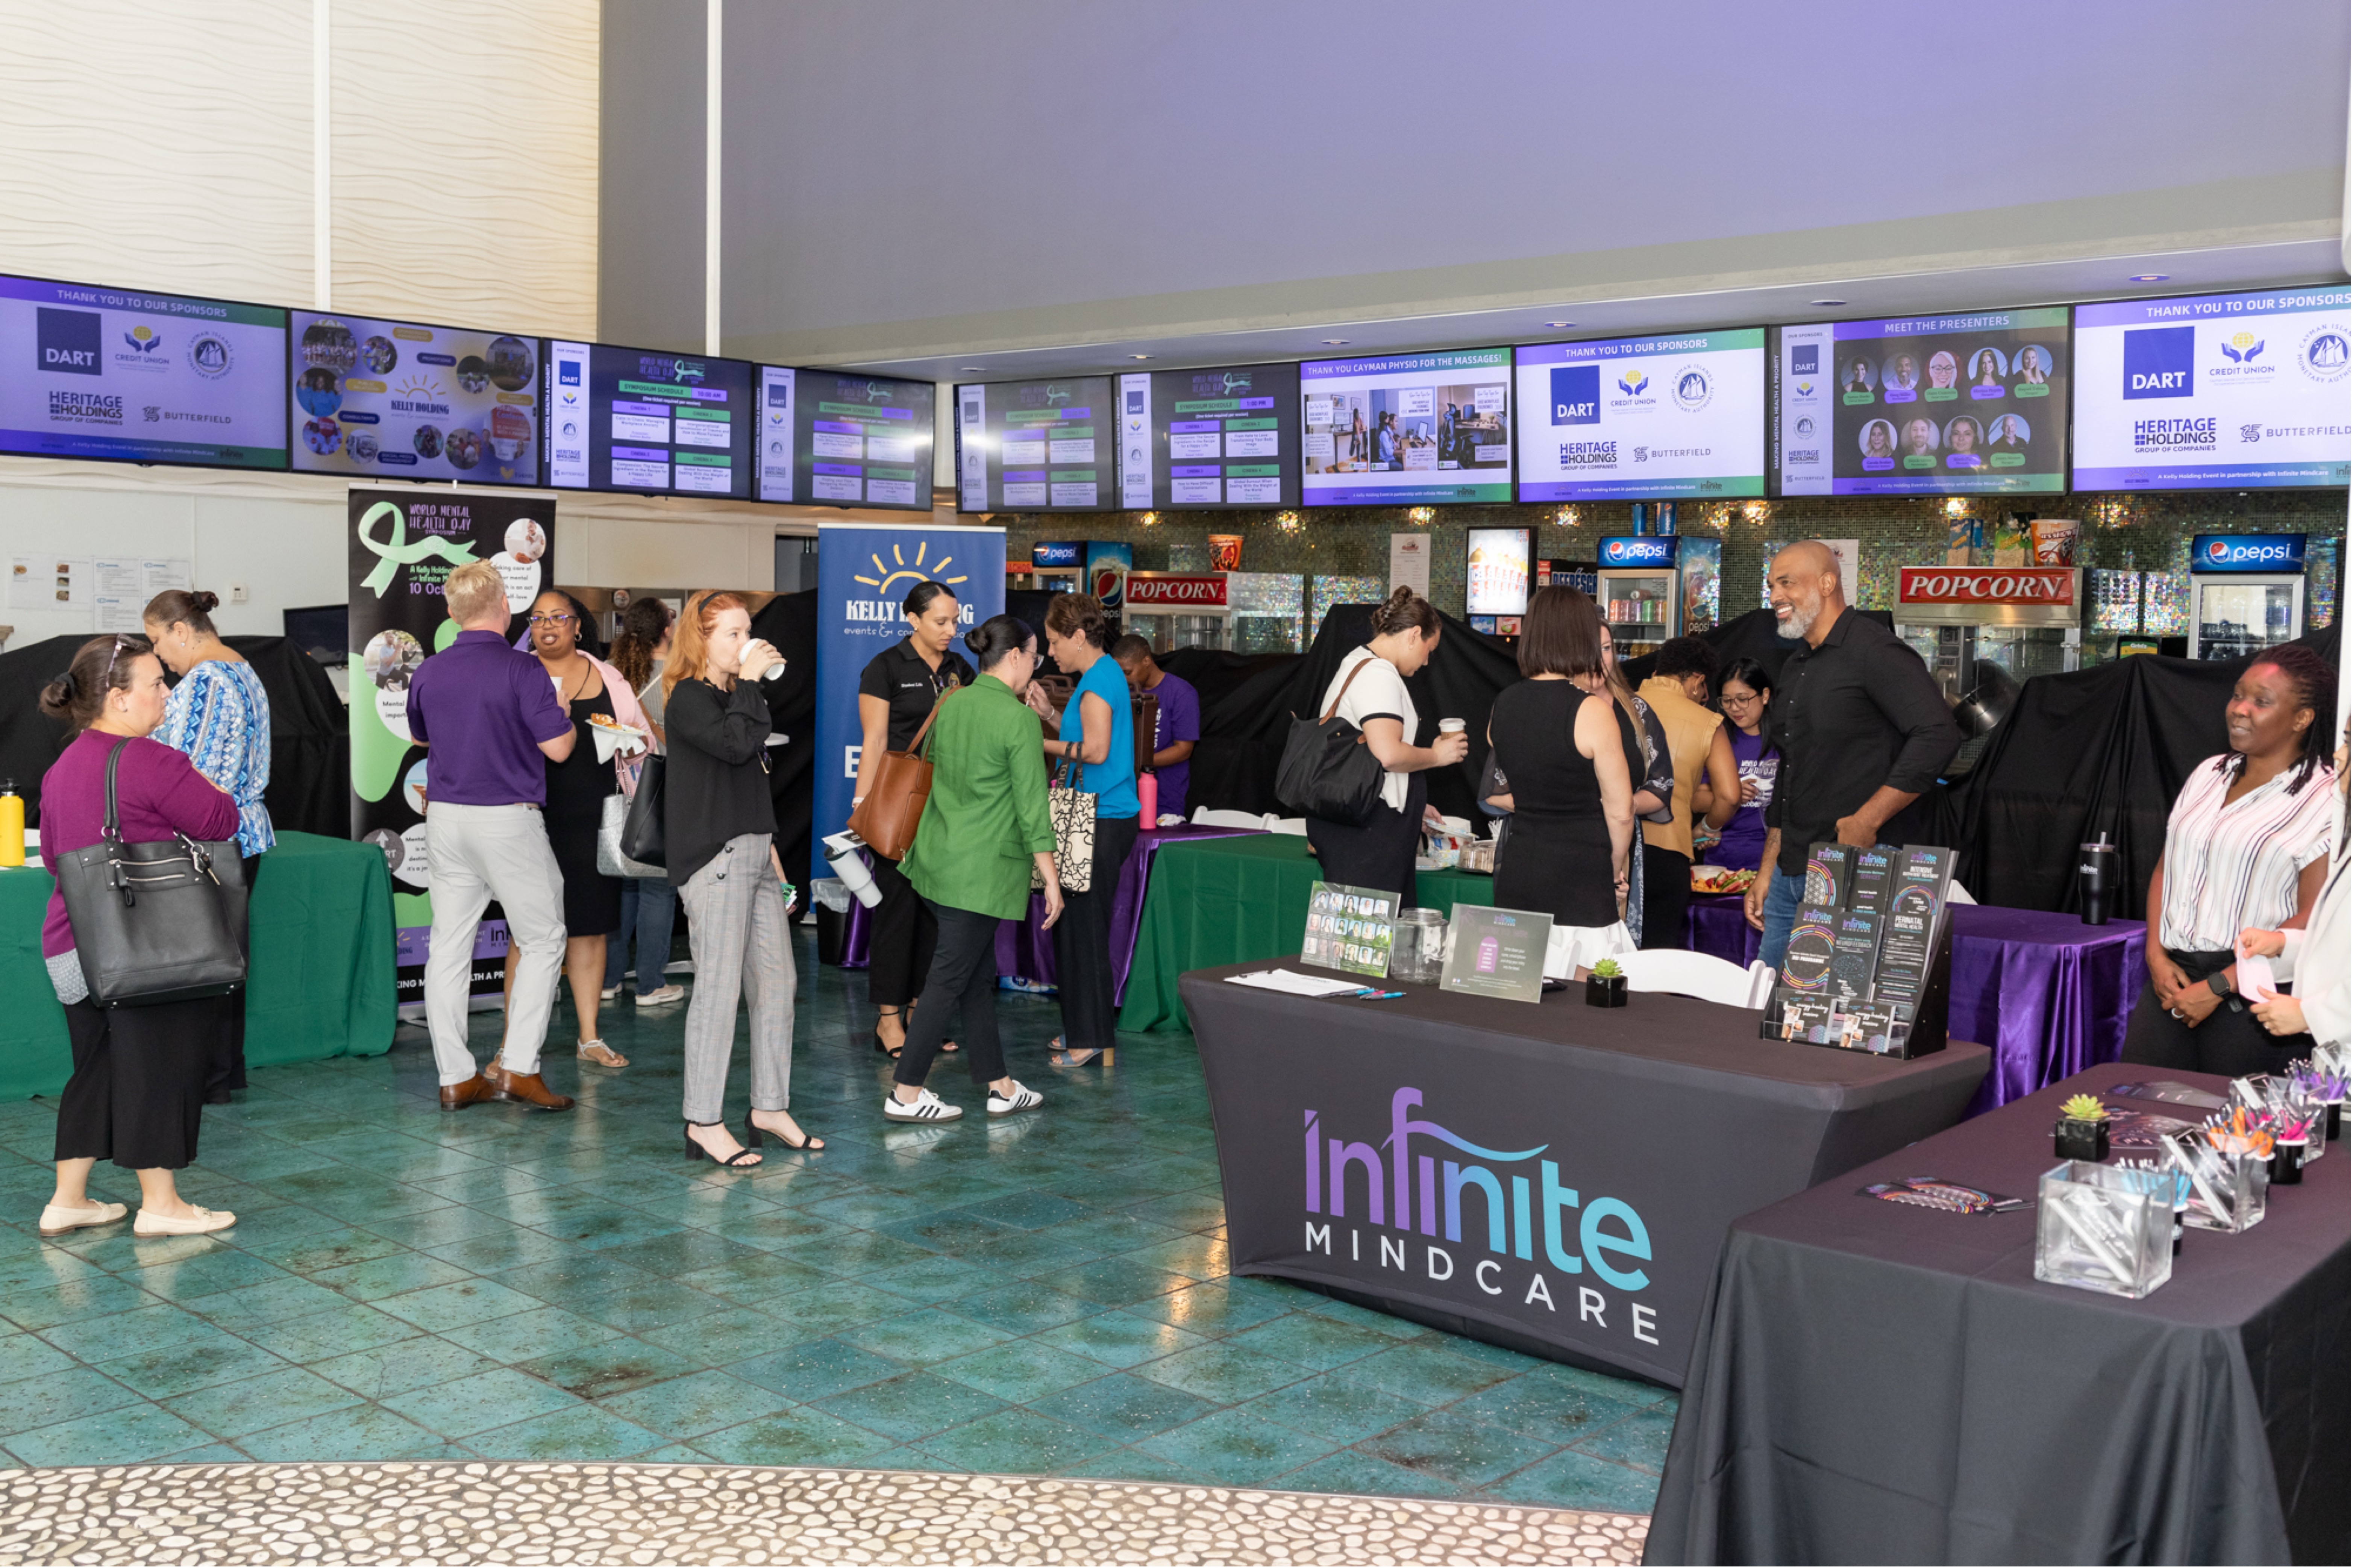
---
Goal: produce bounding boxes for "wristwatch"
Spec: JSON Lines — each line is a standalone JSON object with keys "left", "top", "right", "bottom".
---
{"left": 2206, "top": 972, "right": 2232, "bottom": 999}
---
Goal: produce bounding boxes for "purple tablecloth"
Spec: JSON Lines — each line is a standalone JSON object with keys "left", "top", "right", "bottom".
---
{"left": 836, "top": 825, "right": 1260, "bottom": 1007}
{"left": 1689, "top": 892, "right": 2147, "bottom": 1116}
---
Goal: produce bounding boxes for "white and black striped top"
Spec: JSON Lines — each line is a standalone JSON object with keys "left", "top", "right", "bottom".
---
{"left": 2157, "top": 754, "right": 2339, "bottom": 951}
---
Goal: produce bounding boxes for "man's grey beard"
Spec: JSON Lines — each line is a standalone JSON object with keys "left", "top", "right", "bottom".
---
{"left": 1776, "top": 599, "right": 1819, "bottom": 640}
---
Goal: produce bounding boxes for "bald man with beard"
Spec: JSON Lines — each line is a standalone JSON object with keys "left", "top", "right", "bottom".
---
{"left": 1743, "top": 542, "right": 1962, "bottom": 971}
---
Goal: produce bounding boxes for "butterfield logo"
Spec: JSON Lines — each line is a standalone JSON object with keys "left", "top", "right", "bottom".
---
{"left": 2123, "top": 326, "right": 2193, "bottom": 399}
{"left": 1549, "top": 365, "right": 1598, "bottom": 425}
{"left": 1301, "top": 1090, "right": 1658, "bottom": 1341}
{"left": 36, "top": 308, "right": 101, "bottom": 375}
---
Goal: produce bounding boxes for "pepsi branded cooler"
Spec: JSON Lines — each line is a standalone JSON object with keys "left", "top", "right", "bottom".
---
{"left": 1595, "top": 534, "right": 1683, "bottom": 655}
{"left": 2187, "top": 534, "right": 2306, "bottom": 661}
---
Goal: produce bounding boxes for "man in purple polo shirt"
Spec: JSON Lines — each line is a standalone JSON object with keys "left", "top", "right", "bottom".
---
{"left": 406, "top": 560, "right": 577, "bottom": 1112}
{"left": 1111, "top": 635, "right": 1199, "bottom": 822}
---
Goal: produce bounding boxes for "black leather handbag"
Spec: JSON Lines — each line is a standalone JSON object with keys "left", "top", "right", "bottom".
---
{"left": 1275, "top": 658, "right": 1388, "bottom": 826}
{"left": 53, "top": 739, "right": 249, "bottom": 1007}
{"left": 620, "top": 752, "right": 667, "bottom": 867}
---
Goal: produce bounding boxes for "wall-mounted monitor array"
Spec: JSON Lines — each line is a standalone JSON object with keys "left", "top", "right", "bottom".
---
{"left": 1774, "top": 308, "right": 2069, "bottom": 496}
{"left": 2, "top": 272, "right": 288, "bottom": 470}
{"left": 1116, "top": 361, "right": 1301, "bottom": 511}
{"left": 954, "top": 376, "right": 1116, "bottom": 513}
{"left": 2071, "top": 287, "right": 2350, "bottom": 492}
{"left": 1514, "top": 329, "right": 1766, "bottom": 502}
{"left": 2, "top": 267, "right": 2346, "bottom": 504}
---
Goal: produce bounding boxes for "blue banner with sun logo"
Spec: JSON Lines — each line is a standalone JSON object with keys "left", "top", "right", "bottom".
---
{"left": 813, "top": 521, "right": 1004, "bottom": 883}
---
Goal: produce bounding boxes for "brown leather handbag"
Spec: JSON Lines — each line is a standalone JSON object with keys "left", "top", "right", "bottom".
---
{"left": 846, "top": 695, "right": 949, "bottom": 861}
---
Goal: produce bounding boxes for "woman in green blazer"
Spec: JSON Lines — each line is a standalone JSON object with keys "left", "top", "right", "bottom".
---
{"left": 888, "top": 615, "right": 1064, "bottom": 1122}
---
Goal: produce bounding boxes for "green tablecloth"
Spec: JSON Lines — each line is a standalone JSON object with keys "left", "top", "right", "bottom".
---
{"left": 0, "top": 830, "right": 397, "bottom": 1099}
{"left": 1117, "top": 834, "right": 1499, "bottom": 1033}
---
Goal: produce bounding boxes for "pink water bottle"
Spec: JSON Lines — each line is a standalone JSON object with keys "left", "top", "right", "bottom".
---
{"left": 1138, "top": 771, "right": 1159, "bottom": 829}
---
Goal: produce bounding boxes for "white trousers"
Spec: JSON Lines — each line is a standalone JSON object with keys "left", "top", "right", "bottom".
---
{"left": 423, "top": 802, "right": 567, "bottom": 1085}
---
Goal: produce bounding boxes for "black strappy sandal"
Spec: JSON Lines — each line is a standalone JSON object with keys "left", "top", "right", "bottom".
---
{"left": 744, "top": 1111, "right": 824, "bottom": 1152}
{"left": 872, "top": 1006, "right": 905, "bottom": 1059}
{"left": 684, "top": 1121, "right": 761, "bottom": 1166}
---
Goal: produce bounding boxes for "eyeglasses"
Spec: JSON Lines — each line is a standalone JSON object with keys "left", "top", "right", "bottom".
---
{"left": 103, "top": 634, "right": 135, "bottom": 682}
{"left": 528, "top": 613, "right": 576, "bottom": 626}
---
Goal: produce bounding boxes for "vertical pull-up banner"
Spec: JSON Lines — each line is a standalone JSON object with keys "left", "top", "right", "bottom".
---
{"left": 813, "top": 520, "right": 1005, "bottom": 884}
{"left": 348, "top": 483, "right": 554, "bottom": 1007}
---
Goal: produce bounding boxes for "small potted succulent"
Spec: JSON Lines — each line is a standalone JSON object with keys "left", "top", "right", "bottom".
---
{"left": 1585, "top": 958, "right": 1628, "bottom": 1009}
{"left": 2054, "top": 1093, "right": 2111, "bottom": 1162}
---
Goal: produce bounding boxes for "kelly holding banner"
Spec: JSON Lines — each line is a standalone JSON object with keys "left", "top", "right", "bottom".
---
{"left": 348, "top": 484, "right": 554, "bottom": 1005}
{"left": 813, "top": 520, "right": 1004, "bottom": 883}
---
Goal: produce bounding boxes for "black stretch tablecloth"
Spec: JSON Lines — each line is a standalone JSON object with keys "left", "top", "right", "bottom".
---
{"left": 1645, "top": 1068, "right": 2350, "bottom": 1566}
{"left": 1180, "top": 965, "right": 1989, "bottom": 1386}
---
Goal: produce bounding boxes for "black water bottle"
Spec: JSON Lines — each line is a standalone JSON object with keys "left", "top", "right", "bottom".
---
{"left": 2079, "top": 833, "right": 2118, "bottom": 926}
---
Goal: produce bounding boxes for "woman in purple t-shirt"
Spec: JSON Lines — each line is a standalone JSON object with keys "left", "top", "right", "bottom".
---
{"left": 35, "top": 635, "right": 243, "bottom": 1239}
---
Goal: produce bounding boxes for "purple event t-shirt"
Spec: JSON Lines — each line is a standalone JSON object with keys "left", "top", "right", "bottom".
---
{"left": 39, "top": 730, "right": 241, "bottom": 958}
{"left": 405, "top": 630, "right": 573, "bottom": 806}
{"left": 1145, "top": 671, "right": 1200, "bottom": 820}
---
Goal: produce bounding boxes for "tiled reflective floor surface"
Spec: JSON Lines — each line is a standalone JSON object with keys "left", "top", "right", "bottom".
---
{"left": 0, "top": 935, "right": 1672, "bottom": 1510}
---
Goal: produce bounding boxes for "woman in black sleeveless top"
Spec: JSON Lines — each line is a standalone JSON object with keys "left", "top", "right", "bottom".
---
{"left": 1488, "top": 586, "right": 1635, "bottom": 927}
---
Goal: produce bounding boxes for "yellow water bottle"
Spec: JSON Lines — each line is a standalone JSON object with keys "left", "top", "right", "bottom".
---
{"left": 0, "top": 781, "right": 22, "bottom": 868}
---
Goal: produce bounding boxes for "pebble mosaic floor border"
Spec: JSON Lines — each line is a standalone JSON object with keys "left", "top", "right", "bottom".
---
{"left": 0, "top": 1461, "right": 1648, "bottom": 1565}
{"left": 0, "top": 931, "right": 1672, "bottom": 1519}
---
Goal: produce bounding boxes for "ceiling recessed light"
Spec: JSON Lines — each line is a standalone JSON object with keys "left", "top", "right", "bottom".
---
{"left": 960, "top": 366, "right": 984, "bottom": 372}
{"left": 1811, "top": 299, "right": 1846, "bottom": 308}
{"left": 1545, "top": 321, "right": 1575, "bottom": 329}
{"left": 1321, "top": 339, "right": 1350, "bottom": 346}
{"left": 2128, "top": 273, "right": 2170, "bottom": 283}
{"left": 1129, "top": 354, "right": 1152, "bottom": 360}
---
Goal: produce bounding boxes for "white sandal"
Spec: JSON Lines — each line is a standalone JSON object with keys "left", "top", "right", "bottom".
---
{"left": 577, "top": 1041, "right": 628, "bottom": 1069}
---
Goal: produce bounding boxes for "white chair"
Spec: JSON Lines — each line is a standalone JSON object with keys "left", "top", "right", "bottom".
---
{"left": 1266, "top": 817, "right": 1308, "bottom": 836}
{"left": 1612, "top": 948, "right": 1777, "bottom": 1010}
{"left": 1192, "top": 807, "right": 1269, "bottom": 830}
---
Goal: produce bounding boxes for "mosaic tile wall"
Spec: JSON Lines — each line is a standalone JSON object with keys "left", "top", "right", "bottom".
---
{"left": 998, "top": 490, "right": 2347, "bottom": 646}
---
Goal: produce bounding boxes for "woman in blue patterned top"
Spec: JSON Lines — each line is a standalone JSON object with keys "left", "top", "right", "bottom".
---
{"left": 144, "top": 588, "right": 272, "bottom": 1102}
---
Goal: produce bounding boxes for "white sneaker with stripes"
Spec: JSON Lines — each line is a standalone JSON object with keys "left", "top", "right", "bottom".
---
{"left": 883, "top": 1087, "right": 962, "bottom": 1121}
{"left": 986, "top": 1080, "right": 1044, "bottom": 1116}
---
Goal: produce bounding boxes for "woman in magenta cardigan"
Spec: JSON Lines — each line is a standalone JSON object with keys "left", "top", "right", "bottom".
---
{"left": 36, "top": 635, "right": 243, "bottom": 1238}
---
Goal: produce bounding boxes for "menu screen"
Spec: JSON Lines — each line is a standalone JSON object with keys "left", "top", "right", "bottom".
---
{"left": 0, "top": 273, "right": 287, "bottom": 470}
{"left": 2073, "top": 287, "right": 2350, "bottom": 491}
{"left": 1514, "top": 329, "right": 1765, "bottom": 502}
{"left": 1301, "top": 347, "right": 1512, "bottom": 506}
{"left": 545, "top": 340, "right": 752, "bottom": 497}
{"left": 1776, "top": 308, "right": 2069, "bottom": 495}
{"left": 955, "top": 376, "right": 1114, "bottom": 512}
{"left": 290, "top": 312, "right": 537, "bottom": 484}
{"left": 1116, "top": 361, "right": 1301, "bottom": 510}
{"left": 757, "top": 368, "right": 934, "bottom": 508}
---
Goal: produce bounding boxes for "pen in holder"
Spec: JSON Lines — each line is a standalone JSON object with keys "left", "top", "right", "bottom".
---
{"left": 2165, "top": 1132, "right": 2267, "bottom": 1233}
{"left": 2033, "top": 1160, "right": 2174, "bottom": 1299}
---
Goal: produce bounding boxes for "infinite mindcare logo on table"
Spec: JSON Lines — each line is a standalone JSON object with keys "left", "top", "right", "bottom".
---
{"left": 1301, "top": 1090, "right": 1660, "bottom": 1345}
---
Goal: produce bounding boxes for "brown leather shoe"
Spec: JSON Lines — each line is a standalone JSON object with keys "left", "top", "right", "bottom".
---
{"left": 439, "top": 1074, "right": 494, "bottom": 1111}
{"left": 484, "top": 1062, "right": 573, "bottom": 1112}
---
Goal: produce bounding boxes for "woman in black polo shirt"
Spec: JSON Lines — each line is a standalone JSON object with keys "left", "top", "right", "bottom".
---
{"left": 854, "top": 581, "right": 975, "bottom": 1057}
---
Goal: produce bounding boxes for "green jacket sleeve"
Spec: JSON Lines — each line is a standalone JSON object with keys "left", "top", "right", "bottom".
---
{"left": 1008, "top": 705, "right": 1055, "bottom": 857}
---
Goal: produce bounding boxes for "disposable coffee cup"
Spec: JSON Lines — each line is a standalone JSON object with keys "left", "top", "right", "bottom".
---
{"left": 1438, "top": 718, "right": 1466, "bottom": 735}
{"left": 758, "top": 660, "right": 787, "bottom": 682}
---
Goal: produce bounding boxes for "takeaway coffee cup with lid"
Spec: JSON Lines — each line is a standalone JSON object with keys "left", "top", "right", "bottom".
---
{"left": 1438, "top": 718, "right": 1466, "bottom": 736}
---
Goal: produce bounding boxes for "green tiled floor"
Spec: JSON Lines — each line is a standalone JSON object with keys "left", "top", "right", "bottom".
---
{"left": 0, "top": 933, "right": 1673, "bottom": 1506}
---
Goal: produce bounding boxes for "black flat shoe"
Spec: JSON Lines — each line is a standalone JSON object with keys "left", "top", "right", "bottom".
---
{"left": 684, "top": 1120, "right": 761, "bottom": 1167}
{"left": 744, "top": 1112, "right": 823, "bottom": 1151}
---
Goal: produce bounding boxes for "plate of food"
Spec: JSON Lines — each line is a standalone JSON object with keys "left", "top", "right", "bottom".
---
{"left": 1691, "top": 865, "right": 1757, "bottom": 895}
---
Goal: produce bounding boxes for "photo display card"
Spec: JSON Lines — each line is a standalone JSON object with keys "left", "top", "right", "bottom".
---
{"left": 1440, "top": 904, "right": 1554, "bottom": 1004}
{"left": 1301, "top": 882, "right": 1398, "bottom": 978}
{"left": 1768, "top": 842, "right": 1954, "bottom": 1056}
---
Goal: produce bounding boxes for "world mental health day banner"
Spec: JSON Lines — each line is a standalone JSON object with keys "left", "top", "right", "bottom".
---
{"left": 348, "top": 484, "right": 555, "bottom": 1006}
{"left": 813, "top": 520, "right": 1004, "bottom": 883}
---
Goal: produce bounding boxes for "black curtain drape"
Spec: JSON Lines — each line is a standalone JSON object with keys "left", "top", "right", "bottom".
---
{"left": 749, "top": 590, "right": 817, "bottom": 899}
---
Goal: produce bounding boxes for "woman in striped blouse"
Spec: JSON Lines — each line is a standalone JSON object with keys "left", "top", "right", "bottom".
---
{"left": 2124, "top": 646, "right": 2336, "bottom": 1077}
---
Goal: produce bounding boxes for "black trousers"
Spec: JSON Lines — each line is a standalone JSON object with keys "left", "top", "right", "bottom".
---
{"left": 1640, "top": 842, "right": 1692, "bottom": 950}
{"left": 895, "top": 902, "right": 1008, "bottom": 1089}
{"left": 1305, "top": 772, "right": 1428, "bottom": 910}
{"left": 56, "top": 995, "right": 220, "bottom": 1170}
{"left": 2122, "top": 947, "right": 2314, "bottom": 1078}
{"left": 1054, "top": 813, "right": 1140, "bottom": 1054}
{"left": 865, "top": 853, "right": 937, "bottom": 1009}
{"left": 205, "top": 851, "right": 257, "bottom": 1104}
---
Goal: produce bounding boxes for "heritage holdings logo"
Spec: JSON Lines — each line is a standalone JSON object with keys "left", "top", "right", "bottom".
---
{"left": 1301, "top": 1090, "right": 1660, "bottom": 1345}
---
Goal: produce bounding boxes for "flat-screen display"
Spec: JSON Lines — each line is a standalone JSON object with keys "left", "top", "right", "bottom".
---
{"left": 755, "top": 367, "right": 935, "bottom": 508}
{"left": 1775, "top": 308, "right": 2069, "bottom": 495}
{"left": 1115, "top": 361, "right": 1301, "bottom": 510}
{"left": 1514, "top": 329, "right": 1765, "bottom": 502}
{"left": 955, "top": 377, "right": 1115, "bottom": 512}
{"left": 1465, "top": 527, "right": 1532, "bottom": 616}
{"left": 0, "top": 273, "right": 287, "bottom": 469}
{"left": 2073, "top": 287, "right": 2350, "bottom": 492}
{"left": 289, "top": 313, "right": 538, "bottom": 484}
{"left": 1301, "top": 347, "right": 1512, "bottom": 506}
{"left": 544, "top": 340, "right": 753, "bottom": 497}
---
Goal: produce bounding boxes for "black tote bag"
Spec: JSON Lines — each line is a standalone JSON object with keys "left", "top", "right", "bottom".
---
{"left": 619, "top": 752, "right": 666, "bottom": 867}
{"left": 52, "top": 739, "right": 249, "bottom": 1007}
{"left": 1275, "top": 658, "right": 1388, "bottom": 826}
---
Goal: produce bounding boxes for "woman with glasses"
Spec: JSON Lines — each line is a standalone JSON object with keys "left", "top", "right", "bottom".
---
{"left": 1699, "top": 657, "right": 1777, "bottom": 873}
{"left": 141, "top": 588, "right": 271, "bottom": 1104}
{"left": 36, "top": 635, "right": 243, "bottom": 1236}
{"left": 502, "top": 590, "right": 650, "bottom": 1072}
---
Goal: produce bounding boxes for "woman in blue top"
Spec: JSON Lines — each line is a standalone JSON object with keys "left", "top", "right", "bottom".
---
{"left": 1040, "top": 593, "right": 1137, "bottom": 1068}
{"left": 143, "top": 589, "right": 273, "bottom": 1104}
